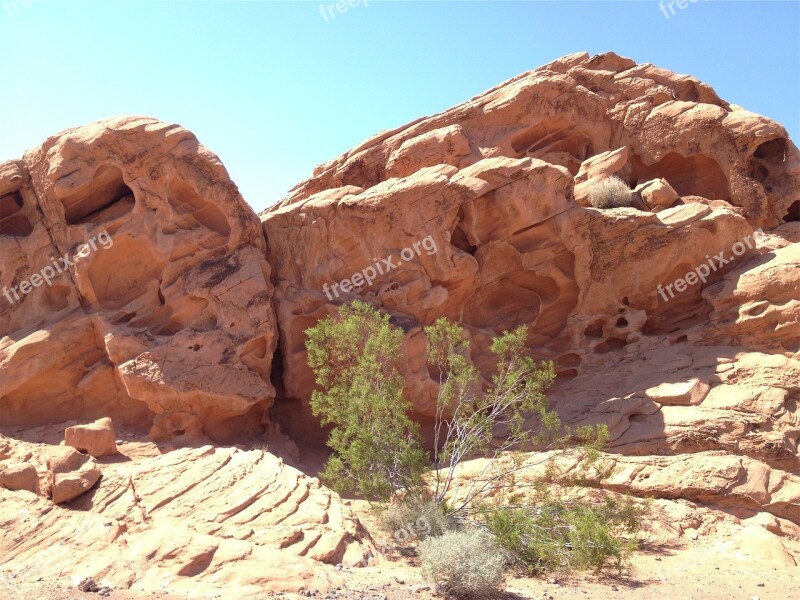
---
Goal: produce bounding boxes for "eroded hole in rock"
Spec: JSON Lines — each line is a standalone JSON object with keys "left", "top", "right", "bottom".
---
{"left": 616, "top": 317, "right": 629, "bottom": 328}
{"left": 43, "top": 284, "right": 70, "bottom": 312}
{"left": 782, "top": 337, "right": 800, "bottom": 353}
{"left": 339, "top": 156, "right": 383, "bottom": 190}
{"left": 642, "top": 316, "right": 666, "bottom": 336}
{"left": 750, "top": 163, "right": 769, "bottom": 183}
{"left": 594, "top": 337, "right": 627, "bottom": 353}
{"left": 747, "top": 138, "right": 793, "bottom": 196}
{"left": 510, "top": 122, "right": 594, "bottom": 162}
{"left": 783, "top": 200, "right": 800, "bottom": 223}
{"left": 558, "top": 353, "right": 581, "bottom": 367}
{"left": 642, "top": 309, "right": 708, "bottom": 336}
{"left": 167, "top": 178, "right": 231, "bottom": 238}
{"left": 464, "top": 272, "right": 544, "bottom": 331}
{"left": 0, "top": 191, "right": 33, "bottom": 237}
{"left": 150, "top": 296, "right": 212, "bottom": 336}
{"left": 631, "top": 152, "right": 729, "bottom": 201}
{"left": 754, "top": 138, "right": 787, "bottom": 162}
{"left": 674, "top": 335, "right": 688, "bottom": 344}
{"left": 450, "top": 220, "right": 477, "bottom": 255}
{"left": 61, "top": 166, "right": 135, "bottom": 225}
{"left": 584, "top": 320, "right": 604, "bottom": 339}
{"left": 240, "top": 336, "right": 269, "bottom": 379}
{"left": 557, "top": 368, "right": 578, "bottom": 381}
{"left": 88, "top": 237, "right": 163, "bottom": 310}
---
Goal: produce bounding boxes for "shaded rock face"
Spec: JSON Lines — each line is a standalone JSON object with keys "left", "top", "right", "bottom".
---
{"left": 0, "top": 117, "right": 277, "bottom": 443}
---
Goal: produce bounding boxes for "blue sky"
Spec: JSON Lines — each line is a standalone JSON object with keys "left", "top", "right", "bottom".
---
{"left": 1, "top": 1, "right": 798, "bottom": 213}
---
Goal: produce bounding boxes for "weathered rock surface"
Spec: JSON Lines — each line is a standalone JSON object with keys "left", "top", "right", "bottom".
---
{"left": 0, "top": 435, "right": 376, "bottom": 596}
{"left": 260, "top": 52, "right": 799, "bottom": 533}
{"left": 272, "top": 51, "right": 798, "bottom": 227}
{"left": 0, "top": 117, "right": 277, "bottom": 443}
{"left": 0, "top": 461, "right": 38, "bottom": 494}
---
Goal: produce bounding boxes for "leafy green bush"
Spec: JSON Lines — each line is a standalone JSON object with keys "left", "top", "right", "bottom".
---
{"left": 420, "top": 529, "right": 506, "bottom": 598}
{"left": 485, "top": 494, "right": 643, "bottom": 575}
{"left": 381, "top": 497, "right": 456, "bottom": 542}
{"left": 588, "top": 176, "right": 634, "bottom": 209}
{"left": 305, "top": 301, "right": 428, "bottom": 500}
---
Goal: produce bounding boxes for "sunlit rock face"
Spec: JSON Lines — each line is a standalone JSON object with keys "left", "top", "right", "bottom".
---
{"left": 0, "top": 117, "right": 277, "bottom": 443}
{"left": 261, "top": 52, "right": 799, "bottom": 522}
{"left": 0, "top": 54, "right": 798, "bottom": 592}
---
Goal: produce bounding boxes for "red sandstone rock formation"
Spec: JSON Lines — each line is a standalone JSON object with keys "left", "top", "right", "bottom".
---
{"left": 1, "top": 52, "right": 799, "bottom": 594}
{"left": 0, "top": 117, "right": 277, "bottom": 443}
{"left": 64, "top": 417, "right": 117, "bottom": 458}
{"left": 0, "top": 432, "right": 376, "bottom": 595}
{"left": 260, "top": 52, "right": 799, "bottom": 534}
{"left": 261, "top": 52, "right": 798, "bottom": 450}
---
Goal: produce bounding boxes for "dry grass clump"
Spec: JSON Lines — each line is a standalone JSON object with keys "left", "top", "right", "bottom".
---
{"left": 588, "top": 176, "right": 634, "bottom": 209}
{"left": 420, "top": 528, "right": 506, "bottom": 598}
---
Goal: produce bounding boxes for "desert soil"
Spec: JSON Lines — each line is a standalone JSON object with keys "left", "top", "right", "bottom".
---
{"left": 3, "top": 495, "right": 797, "bottom": 600}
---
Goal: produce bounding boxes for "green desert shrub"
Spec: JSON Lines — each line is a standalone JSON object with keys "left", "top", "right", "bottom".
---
{"left": 305, "top": 301, "right": 428, "bottom": 501}
{"left": 381, "top": 497, "right": 456, "bottom": 542}
{"left": 588, "top": 176, "right": 634, "bottom": 209}
{"left": 485, "top": 494, "right": 643, "bottom": 575}
{"left": 420, "top": 529, "right": 506, "bottom": 598}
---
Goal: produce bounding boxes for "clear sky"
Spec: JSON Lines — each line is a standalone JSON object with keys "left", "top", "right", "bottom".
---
{"left": 1, "top": 1, "right": 798, "bottom": 213}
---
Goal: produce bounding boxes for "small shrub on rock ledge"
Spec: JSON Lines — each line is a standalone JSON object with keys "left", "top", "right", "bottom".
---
{"left": 588, "top": 176, "right": 635, "bottom": 209}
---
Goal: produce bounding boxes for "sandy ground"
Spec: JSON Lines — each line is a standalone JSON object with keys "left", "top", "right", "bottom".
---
{"left": 3, "top": 539, "right": 798, "bottom": 600}
{"left": 6, "top": 498, "right": 797, "bottom": 600}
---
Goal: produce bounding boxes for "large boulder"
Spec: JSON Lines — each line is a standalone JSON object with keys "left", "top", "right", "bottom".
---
{"left": 46, "top": 446, "right": 101, "bottom": 504}
{"left": 635, "top": 177, "right": 680, "bottom": 211}
{"left": 0, "top": 117, "right": 278, "bottom": 443}
{"left": 64, "top": 417, "right": 118, "bottom": 457}
{"left": 260, "top": 52, "right": 799, "bottom": 520}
